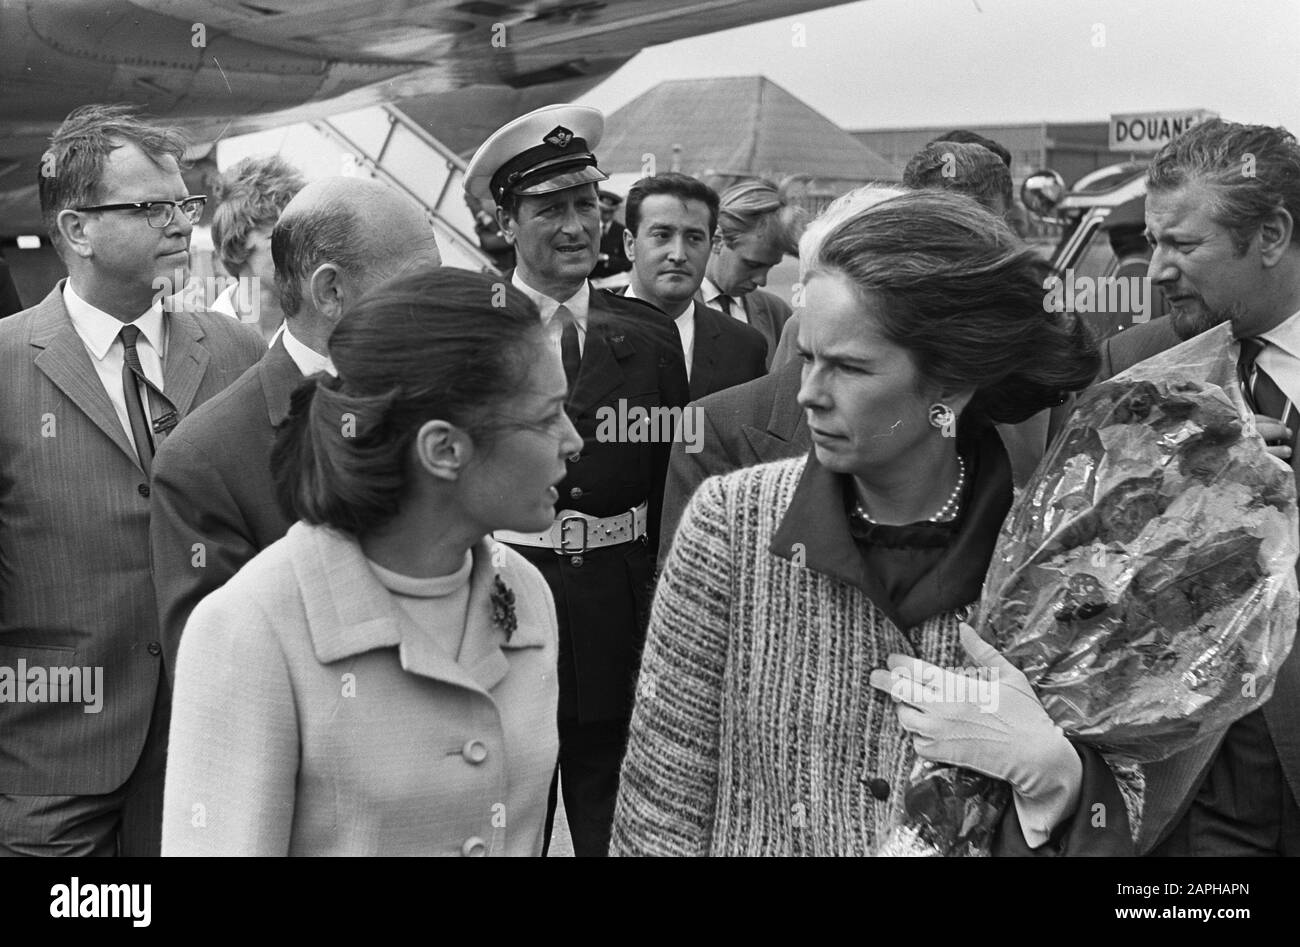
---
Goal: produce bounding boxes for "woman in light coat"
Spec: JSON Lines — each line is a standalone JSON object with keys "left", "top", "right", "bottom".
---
{"left": 613, "top": 191, "right": 1142, "bottom": 856}
{"left": 162, "top": 266, "right": 582, "bottom": 856}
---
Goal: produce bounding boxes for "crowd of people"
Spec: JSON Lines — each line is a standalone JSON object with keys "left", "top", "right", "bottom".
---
{"left": 0, "top": 98, "right": 1297, "bottom": 857}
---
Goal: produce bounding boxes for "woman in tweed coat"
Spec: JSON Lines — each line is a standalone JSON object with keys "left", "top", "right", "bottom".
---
{"left": 612, "top": 191, "right": 1140, "bottom": 856}
{"left": 163, "top": 268, "right": 582, "bottom": 856}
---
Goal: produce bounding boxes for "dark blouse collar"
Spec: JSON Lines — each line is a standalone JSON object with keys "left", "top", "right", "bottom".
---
{"left": 769, "top": 426, "right": 1014, "bottom": 630}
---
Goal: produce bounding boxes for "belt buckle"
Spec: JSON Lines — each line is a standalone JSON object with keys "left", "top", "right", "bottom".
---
{"left": 557, "top": 514, "right": 588, "bottom": 554}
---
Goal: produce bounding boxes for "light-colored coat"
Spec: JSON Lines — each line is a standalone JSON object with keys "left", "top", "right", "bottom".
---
{"left": 162, "top": 522, "right": 559, "bottom": 856}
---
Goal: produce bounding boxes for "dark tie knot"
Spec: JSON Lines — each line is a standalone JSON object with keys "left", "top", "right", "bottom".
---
{"left": 119, "top": 324, "right": 141, "bottom": 348}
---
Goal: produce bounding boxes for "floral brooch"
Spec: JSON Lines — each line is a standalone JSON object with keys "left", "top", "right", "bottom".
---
{"left": 491, "top": 575, "right": 518, "bottom": 641}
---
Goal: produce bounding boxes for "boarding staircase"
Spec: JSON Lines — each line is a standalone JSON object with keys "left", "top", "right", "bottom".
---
{"left": 311, "top": 105, "right": 498, "bottom": 274}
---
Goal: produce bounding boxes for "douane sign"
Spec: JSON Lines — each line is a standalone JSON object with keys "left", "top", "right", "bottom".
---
{"left": 1108, "top": 109, "right": 1218, "bottom": 152}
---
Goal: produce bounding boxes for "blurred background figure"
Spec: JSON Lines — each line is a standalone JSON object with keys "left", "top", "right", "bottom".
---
{"left": 163, "top": 266, "right": 577, "bottom": 856}
{"left": 699, "top": 178, "right": 806, "bottom": 368}
{"left": 210, "top": 155, "right": 306, "bottom": 343}
{"left": 150, "top": 177, "right": 442, "bottom": 674}
{"left": 619, "top": 172, "right": 767, "bottom": 399}
{"left": 903, "top": 140, "right": 1014, "bottom": 219}
{"left": 591, "top": 189, "right": 632, "bottom": 281}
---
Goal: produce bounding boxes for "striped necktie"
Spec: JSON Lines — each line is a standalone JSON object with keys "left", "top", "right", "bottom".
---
{"left": 119, "top": 325, "right": 177, "bottom": 474}
{"left": 1238, "top": 337, "right": 1300, "bottom": 445}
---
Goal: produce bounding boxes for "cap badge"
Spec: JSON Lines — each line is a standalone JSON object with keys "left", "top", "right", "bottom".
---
{"left": 544, "top": 126, "right": 574, "bottom": 148}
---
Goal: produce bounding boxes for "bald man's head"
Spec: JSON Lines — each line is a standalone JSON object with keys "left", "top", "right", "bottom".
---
{"left": 271, "top": 177, "right": 441, "bottom": 321}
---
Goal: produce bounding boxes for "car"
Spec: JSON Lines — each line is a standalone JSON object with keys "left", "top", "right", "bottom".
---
{"left": 1022, "top": 161, "right": 1169, "bottom": 340}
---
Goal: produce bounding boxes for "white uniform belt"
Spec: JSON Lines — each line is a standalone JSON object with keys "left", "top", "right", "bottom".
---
{"left": 494, "top": 502, "right": 647, "bottom": 554}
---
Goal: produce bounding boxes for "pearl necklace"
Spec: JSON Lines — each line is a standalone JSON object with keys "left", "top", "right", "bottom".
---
{"left": 853, "top": 456, "right": 967, "bottom": 525}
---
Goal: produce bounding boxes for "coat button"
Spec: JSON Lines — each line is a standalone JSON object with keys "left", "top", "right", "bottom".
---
{"left": 569, "top": 487, "right": 583, "bottom": 499}
{"left": 137, "top": 483, "right": 150, "bottom": 497}
{"left": 570, "top": 555, "right": 583, "bottom": 568}
{"left": 146, "top": 641, "right": 162, "bottom": 657}
{"left": 867, "top": 777, "right": 890, "bottom": 801}
{"left": 461, "top": 836, "right": 487, "bottom": 857}
{"left": 462, "top": 739, "right": 488, "bottom": 764}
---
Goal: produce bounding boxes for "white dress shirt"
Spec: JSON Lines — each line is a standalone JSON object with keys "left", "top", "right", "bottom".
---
{"left": 700, "top": 276, "right": 747, "bottom": 324}
{"left": 281, "top": 322, "right": 337, "bottom": 377}
{"left": 625, "top": 284, "right": 695, "bottom": 380}
{"left": 63, "top": 281, "right": 166, "bottom": 455}
{"left": 1254, "top": 307, "right": 1300, "bottom": 408}
{"left": 511, "top": 272, "right": 589, "bottom": 357}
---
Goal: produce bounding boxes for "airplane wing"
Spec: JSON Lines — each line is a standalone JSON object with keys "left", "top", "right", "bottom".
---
{"left": 0, "top": 0, "right": 849, "bottom": 177}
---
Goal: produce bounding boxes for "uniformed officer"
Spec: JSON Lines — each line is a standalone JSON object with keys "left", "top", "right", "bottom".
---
{"left": 465, "top": 105, "right": 689, "bottom": 856}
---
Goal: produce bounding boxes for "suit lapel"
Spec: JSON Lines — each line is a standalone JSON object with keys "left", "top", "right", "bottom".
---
{"left": 161, "top": 307, "right": 211, "bottom": 419}
{"left": 746, "top": 292, "right": 777, "bottom": 355}
{"left": 29, "top": 287, "right": 140, "bottom": 469}
{"left": 688, "top": 301, "right": 721, "bottom": 401}
{"left": 260, "top": 336, "right": 303, "bottom": 426}
{"left": 740, "top": 356, "right": 809, "bottom": 463}
{"left": 569, "top": 293, "right": 628, "bottom": 415}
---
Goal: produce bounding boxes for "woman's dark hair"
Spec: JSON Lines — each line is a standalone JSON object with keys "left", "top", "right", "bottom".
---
{"left": 271, "top": 265, "right": 545, "bottom": 535}
{"left": 809, "top": 189, "right": 1099, "bottom": 428}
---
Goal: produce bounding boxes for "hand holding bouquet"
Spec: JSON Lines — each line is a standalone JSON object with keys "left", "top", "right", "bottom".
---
{"left": 876, "top": 325, "right": 1300, "bottom": 856}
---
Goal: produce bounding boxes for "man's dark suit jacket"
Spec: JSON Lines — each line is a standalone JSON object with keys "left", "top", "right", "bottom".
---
{"left": 659, "top": 357, "right": 1056, "bottom": 565}
{"left": 591, "top": 221, "right": 631, "bottom": 280}
{"left": 686, "top": 300, "right": 767, "bottom": 400}
{"left": 0, "top": 258, "right": 22, "bottom": 318}
{"left": 701, "top": 286, "right": 791, "bottom": 371}
{"left": 503, "top": 287, "right": 689, "bottom": 724}
{"left": 0, "top": 283, "right": 264, "bottom": 795}
{"left": 616, "top": 291, "right": 767, "bottom": 400}
{"left": 150, "top": 336, "right": 301, "bottom": 677}
{"left": 1091, "top": 315, "right": 1300, "bottom": 853}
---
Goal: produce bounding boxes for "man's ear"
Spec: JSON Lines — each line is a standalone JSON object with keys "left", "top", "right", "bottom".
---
{"left": 56, "top": 209, "right": 94, "bottom": 260}
{"left": 413, "top": 419, "right": 472, "bottom": 483}
{"left": 623, "top": 227, "right": 636, "bottom": 262}
{"left": 1258, "top": 206, "right": 1294, "bottom": 267}
{"left": 495, "top": 205, "right": 516, "bottom": 244}
{"left": 710, "top": 232, "right": 724, "bottom": 255}
{"left": 308, "top": 263, "right": 346, "bottom": 323}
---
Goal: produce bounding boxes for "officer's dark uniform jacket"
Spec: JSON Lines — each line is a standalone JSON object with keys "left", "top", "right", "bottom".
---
{"left": 505, "top": 287, "right": 689, "bottom": 724}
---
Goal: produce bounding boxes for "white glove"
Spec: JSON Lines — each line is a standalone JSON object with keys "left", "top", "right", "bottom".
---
{"left": 868, "top": 623, "right": 1083, "bottom": 848}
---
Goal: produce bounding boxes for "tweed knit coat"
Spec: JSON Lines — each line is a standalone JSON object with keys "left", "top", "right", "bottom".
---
{"left": 611, "top": 452, "right": 1140, "bottom": 856}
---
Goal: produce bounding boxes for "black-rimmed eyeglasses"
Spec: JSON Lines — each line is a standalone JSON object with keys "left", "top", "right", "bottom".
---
{"left": 72, "top": 195, "right": 207, "bottom": 229}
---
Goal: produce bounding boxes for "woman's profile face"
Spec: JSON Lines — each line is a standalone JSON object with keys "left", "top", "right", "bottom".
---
{"left": 796, "top": 271, "right": 939, "bottom": 477}
{"left": 464, "top": 345, "right": 583, "bottom": 534}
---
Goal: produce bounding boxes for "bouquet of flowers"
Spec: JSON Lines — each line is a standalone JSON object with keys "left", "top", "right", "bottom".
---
{"left": 882, "top": 325, "right": 1300, "bottom": 857}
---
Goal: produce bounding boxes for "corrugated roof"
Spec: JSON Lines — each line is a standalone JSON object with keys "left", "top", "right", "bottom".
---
{"left": 597, "top": 76, "right": 900, "bottom": 182}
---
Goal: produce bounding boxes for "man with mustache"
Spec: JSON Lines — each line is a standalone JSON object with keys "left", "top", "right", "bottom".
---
{"left": 465, "top": 105, "right": 689, "bottom": 856}
{"left": 1087, "top": 119, "right": 1300, "bottom": 855}
{"left": 619, "top": 173, "right": 766, "bottom": 400}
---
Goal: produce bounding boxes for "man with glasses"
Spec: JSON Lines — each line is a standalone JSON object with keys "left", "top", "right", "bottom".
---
{"left": 0, "top": 105, "right": 264, "bottom": 856}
